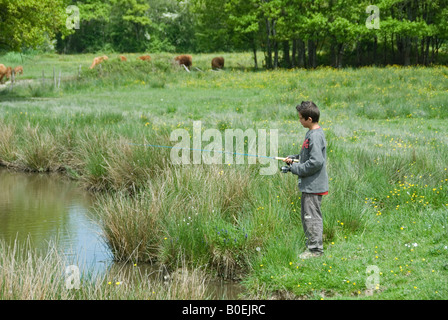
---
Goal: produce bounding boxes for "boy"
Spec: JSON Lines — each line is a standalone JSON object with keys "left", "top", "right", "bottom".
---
{"left": 284, "top": 101, "right": 329, "bottom": 259}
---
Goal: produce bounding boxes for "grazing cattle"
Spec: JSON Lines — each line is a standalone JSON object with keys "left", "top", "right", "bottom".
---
{"left": 14, "top": 66, "right": 23, "bottom": 75}
{"left": 138, "top": 55, "right": 151, "bottom": 61}
{"left": 0, "top": 64, "right": 12, "bottom": 83}
{"left": 89, "top": 55, "right": 109, "bottom": 69}
{"left": 174, "top": 55, "right": 192, "bottom": 69}
{"left": 211, "top": 57, "right": 224, "bottom": 69}
{"left": 119, "top": 55, "right": 127, "bottom": 61}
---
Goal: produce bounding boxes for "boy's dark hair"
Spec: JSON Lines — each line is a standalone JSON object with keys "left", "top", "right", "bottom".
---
{"left": 296, "top": 101, "right": 320, "bottom": 123}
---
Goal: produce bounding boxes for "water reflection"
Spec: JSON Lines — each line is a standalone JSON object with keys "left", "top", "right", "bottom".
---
{"left": 0, "top": 168, "right": 111, "bottom": 272}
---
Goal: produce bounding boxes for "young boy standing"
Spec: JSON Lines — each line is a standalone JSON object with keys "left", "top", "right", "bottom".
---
{"left": 284, "top": 101, "right": 329, "bottom": 259}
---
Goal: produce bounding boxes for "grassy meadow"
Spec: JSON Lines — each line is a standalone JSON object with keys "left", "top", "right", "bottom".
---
{"left": 0, "top": 51, "right": 447, "bottom": 300}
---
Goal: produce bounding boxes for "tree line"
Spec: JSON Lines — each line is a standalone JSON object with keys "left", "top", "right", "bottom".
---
{"left": 199, "top": 0, "right": 448, "bottom": 68}
{"left": 1, "top": 0, "right": 447, "bottom": 69}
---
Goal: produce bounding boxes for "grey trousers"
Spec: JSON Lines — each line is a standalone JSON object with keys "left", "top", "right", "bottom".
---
{"left": 301, "top": 192, "right": 324, "bottom": 253}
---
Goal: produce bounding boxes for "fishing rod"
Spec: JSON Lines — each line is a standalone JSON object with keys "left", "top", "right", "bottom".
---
{"left": 128, "top": 142, "right": 299, "bottom": 163}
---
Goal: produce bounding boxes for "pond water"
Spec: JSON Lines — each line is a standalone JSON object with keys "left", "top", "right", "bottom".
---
{"left": 0, "top": 168, "right": 108, "bottom": 265}
{"left": 0, "top": 168, "right": 243, "bottom": 299}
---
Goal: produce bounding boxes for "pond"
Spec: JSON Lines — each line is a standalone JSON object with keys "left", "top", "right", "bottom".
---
{"left": 0, "top": 167, "right": 243, "bottom": 299}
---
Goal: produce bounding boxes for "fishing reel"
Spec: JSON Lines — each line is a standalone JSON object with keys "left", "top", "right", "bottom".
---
{"left": 280, "top": 156, "right": 298, "bottom": 173}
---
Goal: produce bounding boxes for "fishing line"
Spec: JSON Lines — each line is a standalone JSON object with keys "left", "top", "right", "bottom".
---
{"left": 127, "top": 142, "right": 299, "bottom": 162}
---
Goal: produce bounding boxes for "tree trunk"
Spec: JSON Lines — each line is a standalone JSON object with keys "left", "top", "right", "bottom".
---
{"left": 355, "top": 41, "right": 361, "bottom": 66}
{"left": 274, "top": 44, "right": 278, "bottom": 69}
{"left": 397, "top": 35, "right": 402, "bottom": 64}
{"left": 414, "top": 37, "right": 419, "bottom": 65}
{"left": 265, "top": 18, "right": 272, "bottom": 69}
{"left": 330, "top": 42, "right": 336, "bottom": 67}
{"left": 431, "top": 36, "right": 435, "bottom": 64}
{"left": 253, "top": 35, "right": 258, "bottom": 70}
{"left": 336, "top": 43, "right": 344, "bottom": 68}
{"left": 308, "top": 39, "right": 316, "bottom": 69}
{"left": 291, "top": 39, "right": 297, "bottom": 68}
{"left": 435, "top": 38, "right": 440, "bottom": 63}
{"left": 424, "top": 37, "right": 430, "bottom": 65}
{"left": 391, "top": 33, "right": 395, "bottom": 64}
{"left": 404, "top": 37, "right": 411, "bottom": 66}
{"left": 298, "top": 39, "right": 306, "bottom": 68}
{"left": 283, "top": 41, "right": 291, "bottom": 68}
{"left": 272, "top": 20, "right": 278, "bottom": 69}
{"left": 373, "top": 35, "right": 378, "bottom": 65}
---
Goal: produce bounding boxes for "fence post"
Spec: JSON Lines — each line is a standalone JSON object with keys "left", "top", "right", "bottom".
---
{"left": 9, "top": 70, "right": 15, "bottom": 91}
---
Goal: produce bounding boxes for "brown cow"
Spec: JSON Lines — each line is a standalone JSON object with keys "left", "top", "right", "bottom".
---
{"left": 89, "top": 55, "right": 109, "bottom": 69}
{"left": 0, "top": 64, "right": 12, "bottom": 83}
{"left": 174, "top": 55, "right": 192, "bottom": 69}
{"left": 138, "top": 55, "right": 151, "bottom": 61}
{"left": 119, "top": 55, "right": 127, "bottom": 61}
{"left": 14, "top": 66, "right": 23, "bottom": 75}
{"left": 211, "top": 57, "right": 224, "bottom": 69}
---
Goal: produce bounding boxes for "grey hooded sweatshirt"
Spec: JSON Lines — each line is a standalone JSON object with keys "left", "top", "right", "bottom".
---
{"left": 289, "top": 127, "right": 329, "bottom": 194}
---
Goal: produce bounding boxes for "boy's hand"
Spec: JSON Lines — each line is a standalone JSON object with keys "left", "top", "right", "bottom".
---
{"left": 283, "top": 157, "right": 294, "bottom": 164}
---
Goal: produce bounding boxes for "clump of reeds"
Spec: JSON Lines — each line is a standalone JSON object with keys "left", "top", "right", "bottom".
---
{"left": 0, "top": 238, "right": 71, "bottom": 299}
{"left": 0, "top": 123, "right": 17, "bottom": 163}
{"left": 17, "top": 124, "right": 61, "bottom": 172}
{"left": 92, "top": 180, "right": 168, "bottom": 262}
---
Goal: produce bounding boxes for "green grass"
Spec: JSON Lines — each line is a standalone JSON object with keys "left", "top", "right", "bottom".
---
{"left": 0, "top": 51, "right": 447, "bottom": 299}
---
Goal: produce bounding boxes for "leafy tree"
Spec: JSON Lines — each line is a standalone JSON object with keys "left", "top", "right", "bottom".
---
{"left": 0, "top": 0, "right": 69, "bottom": 52}
{"left": 109, "top": 0, "right": 151, "bottom": 52}
{"left": 57, "top": 0, "right": 112, "bottom": 53}
{"left": 225, "top": 0, "right": 264, "bottom": 67}
{"left": 146, "top": 0, "right": 196, "bottom": 53}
